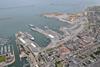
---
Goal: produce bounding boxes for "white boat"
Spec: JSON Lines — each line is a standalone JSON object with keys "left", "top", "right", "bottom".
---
{"left": 28, "top": 24, "right": 35, "bottom": 28}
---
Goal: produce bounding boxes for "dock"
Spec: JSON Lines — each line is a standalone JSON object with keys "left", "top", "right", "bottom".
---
{"left": 30, "top": 25, "right": 62, "bottom": 42}
{"left": 16, "top": 31, "right": 41, "bottom": 67}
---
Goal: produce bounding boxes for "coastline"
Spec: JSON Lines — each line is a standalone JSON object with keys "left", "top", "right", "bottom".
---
{"left": 43, "top": 12, "right": 84, "bottom": 24}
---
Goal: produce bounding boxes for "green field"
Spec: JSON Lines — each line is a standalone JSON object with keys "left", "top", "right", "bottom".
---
{"left": 0, "top": 55, "right": 6, "bottom": 62}
{"left": 55, "top": 61, "right": 63, "bottom": 67}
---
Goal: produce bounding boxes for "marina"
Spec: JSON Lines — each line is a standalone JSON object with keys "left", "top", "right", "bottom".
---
{"left": 0, "top": 37, "right": 15, "bottom": 67}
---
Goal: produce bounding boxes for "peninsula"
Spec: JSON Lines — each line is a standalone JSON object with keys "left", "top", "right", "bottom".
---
{"left": 43, "top": 12, "right": 86, "bottom": 24}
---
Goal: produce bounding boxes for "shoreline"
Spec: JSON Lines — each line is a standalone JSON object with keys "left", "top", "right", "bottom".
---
{"left": 43, "top": 12, "right": 84, "bottom": 24}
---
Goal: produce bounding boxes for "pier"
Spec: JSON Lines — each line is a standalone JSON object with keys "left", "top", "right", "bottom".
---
{"left": 16, "top": 32, "right": 41, "bottom": 67}
{"left": 29, "top": 25, "right": 62, "bottom": 43}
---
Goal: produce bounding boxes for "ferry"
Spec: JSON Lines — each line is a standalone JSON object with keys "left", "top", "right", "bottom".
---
{"left": 25, "top": 32, "right": 35, "bottom": 41}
